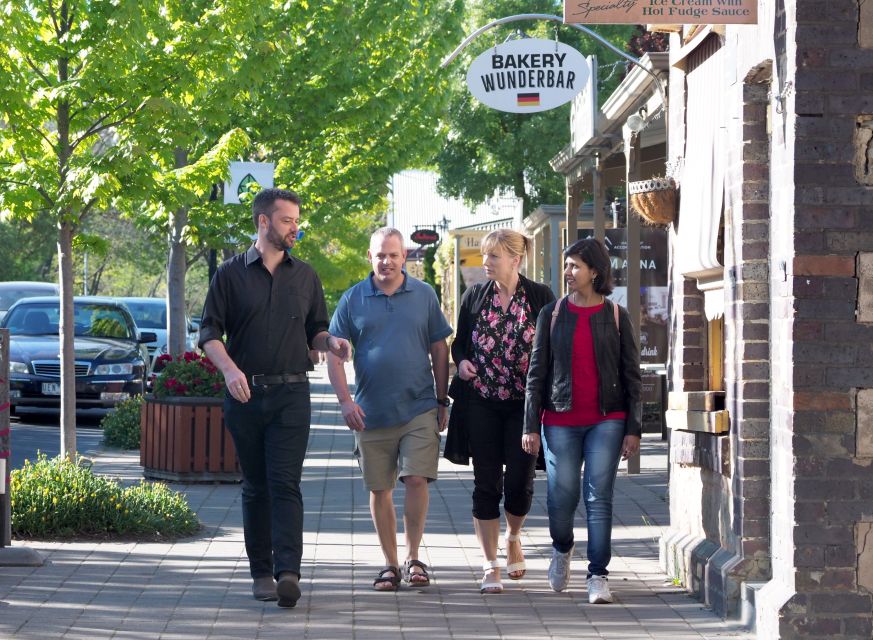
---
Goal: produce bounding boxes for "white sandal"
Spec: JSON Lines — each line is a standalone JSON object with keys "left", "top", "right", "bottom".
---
{"left": 505, "top": 532, "right": 527, "bottom": 580}
{"left": 480, "top": 559, "right": 504, "bottom": 594}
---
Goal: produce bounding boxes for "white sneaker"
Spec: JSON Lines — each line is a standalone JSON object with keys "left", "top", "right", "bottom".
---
{"left": 587, "top": 574, "right": 613, "bottom": 604}
{"left": 548, "top": 546, "right": 573, "bottom": 592}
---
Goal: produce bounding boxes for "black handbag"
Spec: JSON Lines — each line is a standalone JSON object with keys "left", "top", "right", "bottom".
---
{"left": 443, "top": 374, "right": 470, "bottom": 465}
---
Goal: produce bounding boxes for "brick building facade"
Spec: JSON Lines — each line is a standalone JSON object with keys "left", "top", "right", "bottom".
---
{"left": 658, "top": 1, "right": 873, "bottom": 637}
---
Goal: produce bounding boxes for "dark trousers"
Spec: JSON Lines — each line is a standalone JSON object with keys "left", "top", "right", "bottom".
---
{"left": 466, "top": 395, "right": 536, "bottom": 520}
{"left": 224, "top": 382, "right": 311, "bottom": 579}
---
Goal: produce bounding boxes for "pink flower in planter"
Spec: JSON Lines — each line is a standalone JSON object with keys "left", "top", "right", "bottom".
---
{"left": 153, "top": 351, "right": 224, "bottom": 399}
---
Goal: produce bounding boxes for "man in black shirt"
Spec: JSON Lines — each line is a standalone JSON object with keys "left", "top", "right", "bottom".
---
{"left": 199, "top": 188, "right": 351, "bottom": 608}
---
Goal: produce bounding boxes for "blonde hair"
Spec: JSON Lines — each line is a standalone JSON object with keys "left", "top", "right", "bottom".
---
{"left": 480, "top": 229, "right": 531, "bottom": 260}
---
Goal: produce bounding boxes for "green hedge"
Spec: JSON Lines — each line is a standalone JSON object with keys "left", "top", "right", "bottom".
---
{"left": 10, "top": 454, "right": 200, "bottom": 539}
{"left": 101, "top": 395, "right": 143, "bottom": 450}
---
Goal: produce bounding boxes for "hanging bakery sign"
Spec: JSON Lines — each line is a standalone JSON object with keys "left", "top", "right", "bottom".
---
{"left": 564, "top": 0, "right": 757, "bottom": 25}
{"left": 466, "top": 39, "right": 590, "bottom": 114}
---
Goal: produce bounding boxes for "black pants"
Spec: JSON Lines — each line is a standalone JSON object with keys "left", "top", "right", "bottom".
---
{"left": 466, "top": 394, "right": 536, "bottom": 520}
{"left": 224, "top": 381, "right": 311, "bottom": 579}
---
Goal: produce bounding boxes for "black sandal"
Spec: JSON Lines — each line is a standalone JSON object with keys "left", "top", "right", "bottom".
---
{"left": 403, "top": 559, "right": 431, "bottom": 587}
{"left": 373, "top": 566, "right": 400, "bottom": 591}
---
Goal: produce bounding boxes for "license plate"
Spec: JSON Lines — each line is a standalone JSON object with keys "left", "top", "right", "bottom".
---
{"left": 41, "top": 382, "right": 61, "bottom": 396}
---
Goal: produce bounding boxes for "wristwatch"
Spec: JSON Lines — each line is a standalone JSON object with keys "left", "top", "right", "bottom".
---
{"left": 436, "top": 397, "right": 451, "bottom": 407}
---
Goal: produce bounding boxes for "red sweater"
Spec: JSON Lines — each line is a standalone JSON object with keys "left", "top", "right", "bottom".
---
{"left": 542, "top": 301, "right": 627, "bottom": 428}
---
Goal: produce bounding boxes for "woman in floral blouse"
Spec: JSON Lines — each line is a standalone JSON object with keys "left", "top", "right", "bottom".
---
{"left": 451, "top": 229, "right": 555, "bottom": 593}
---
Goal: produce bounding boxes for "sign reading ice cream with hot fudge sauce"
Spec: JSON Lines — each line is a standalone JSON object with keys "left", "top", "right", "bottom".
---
{"left": 466, "top": 39, "right": 590, "bottom": 114}
{"left": 563, "top": 0, "right": 757, "bottom": 24}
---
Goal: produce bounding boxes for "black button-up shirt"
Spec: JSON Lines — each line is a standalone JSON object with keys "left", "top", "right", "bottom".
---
{"left": 198, "top": 245, "right": 329, "bottom": 377}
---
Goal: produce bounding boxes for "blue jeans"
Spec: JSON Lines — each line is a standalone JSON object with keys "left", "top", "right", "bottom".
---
{"left": 542, "top": 419, "right": 624, "bottom": 577}
{"left": 224, "top": 382, "right": 311, "bottom": 580}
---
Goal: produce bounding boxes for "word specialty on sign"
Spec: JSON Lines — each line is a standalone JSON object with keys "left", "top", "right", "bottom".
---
{"left": 466, "top": 39, "right": 590, "bottom": 114}
{"left": 564, "top": 0, "right": 757, "bottom": 24}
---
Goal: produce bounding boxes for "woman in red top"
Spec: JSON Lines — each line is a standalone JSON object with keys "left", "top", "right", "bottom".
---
{"left": 522, "top": 238, "right": 641, "bottom": 604}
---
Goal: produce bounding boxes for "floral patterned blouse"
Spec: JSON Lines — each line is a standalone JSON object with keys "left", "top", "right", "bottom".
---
{"left": 470, "top": 283, "right": 537, "bottom": 401}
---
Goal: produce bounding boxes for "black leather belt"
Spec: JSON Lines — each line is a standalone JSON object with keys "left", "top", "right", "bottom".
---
{"left": 251, "top": 373, "right": 308, "bottom": 386}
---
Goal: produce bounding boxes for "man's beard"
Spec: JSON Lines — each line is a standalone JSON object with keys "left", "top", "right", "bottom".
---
{"left": 267, "top": 220, "right": 295, "bottom": 252}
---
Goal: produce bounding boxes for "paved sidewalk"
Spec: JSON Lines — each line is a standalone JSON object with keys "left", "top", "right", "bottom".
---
{"left": 0, "top": 365, "right": 752, "bottom": 639}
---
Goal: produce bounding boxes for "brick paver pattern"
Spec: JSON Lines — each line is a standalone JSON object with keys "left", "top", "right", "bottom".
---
{"left": 0, "top": 365, "right": 751, "bottom": 639}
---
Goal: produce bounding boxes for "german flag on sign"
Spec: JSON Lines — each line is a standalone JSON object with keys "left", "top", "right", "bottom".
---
{"left": 517, "top": 92, "right": 540, "bottom": 107}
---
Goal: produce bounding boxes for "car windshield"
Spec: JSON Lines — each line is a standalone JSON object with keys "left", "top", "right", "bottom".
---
{"left": 3, "top": 302, "right": 134, "bottom": 339}
{"left": 123, "top": 301, "right": 167, "bottom": 330}
{"left": 0, "top": 285, "right": 57, "bottom": 312}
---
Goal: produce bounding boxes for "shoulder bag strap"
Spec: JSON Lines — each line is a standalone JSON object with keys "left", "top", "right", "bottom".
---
{"left": 550, "top": 296, "right": 566, "bottom": 335}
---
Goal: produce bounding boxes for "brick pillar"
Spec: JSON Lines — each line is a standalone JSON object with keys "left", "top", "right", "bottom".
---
{"left": 700, "top": 77, "right": 773, "bottom": 619}
{"left": 754, "top": 0, "right": 873, "bottom": 636}
{"left": 661, "top": 34, "right": 715, "bottom": 600}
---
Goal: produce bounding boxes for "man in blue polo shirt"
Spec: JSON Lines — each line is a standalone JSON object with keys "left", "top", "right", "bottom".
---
{"left": 327, "top": 227, "right": 452, "bottom": 592}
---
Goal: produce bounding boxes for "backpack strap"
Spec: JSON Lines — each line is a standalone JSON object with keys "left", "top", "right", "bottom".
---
{"left": 552, "top": 296, "right": 621, "bottom": 334}
{"left": 550, "top": 296, "right": 566, "bottom": 335}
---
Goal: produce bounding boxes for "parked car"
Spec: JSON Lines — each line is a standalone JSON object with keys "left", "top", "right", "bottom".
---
{"left": 117, "top": 297, "right": 199, "bottom": 369}
{"left": 1, "top": 296, "right": 155, "bottom": 411}
{"left": 0, "top": 281, "right": 59, "bottom": 321}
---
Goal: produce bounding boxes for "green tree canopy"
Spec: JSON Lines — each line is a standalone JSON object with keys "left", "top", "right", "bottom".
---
{"left": 435, "top": 0, "right": 634, "bottom": 216}
{"left": 244, "top": 0, "right": 465, "bottom": 298}
{"left": 125, "top": 0, "right": 467, "bottom": 312}
{"left": 0, "top": 0, "right": 470, "bottom": 455}
{"left": 0, "top": 0, "right": 264, "bottom": 456}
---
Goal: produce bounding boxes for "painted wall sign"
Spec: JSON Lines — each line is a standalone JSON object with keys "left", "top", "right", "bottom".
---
{"left": 564, "top": 0, "right": 757, "bottom": 25}
{"left": 466, "top": 39, "right": 590, "bottom": 114}
{"left": 411, "top": 228, "right": 440, "bottom": 245}
{"left": 578, "top": 227, "right": 669, "bottom": 364}
{"left": 224, "top": 162, "right": 275, "bottom": 204}
{"left": 570, "top": 55, "right": 598, "bottom": 153}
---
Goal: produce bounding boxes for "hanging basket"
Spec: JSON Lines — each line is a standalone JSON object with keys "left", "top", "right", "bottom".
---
{"left": 628, "top": 177, "right": 677, "bottom": 226}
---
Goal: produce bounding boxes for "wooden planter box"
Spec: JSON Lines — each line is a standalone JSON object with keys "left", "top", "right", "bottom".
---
{"left": 140, "top": 395, "right": 240, "bottom": 483}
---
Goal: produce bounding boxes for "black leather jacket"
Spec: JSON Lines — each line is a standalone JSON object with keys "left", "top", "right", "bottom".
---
{"left": 523, "top": 297, "right": 642, "bottom": 437}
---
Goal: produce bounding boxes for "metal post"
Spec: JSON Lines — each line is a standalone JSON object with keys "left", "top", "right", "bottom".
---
{"left": 593, "top": 158, "right": 605, "bottom": 242}
{"left": 625, "top": 129, "right": 642, "bottom": 475}
{"left": 0, "top": 328, "right": 9, "bottom": 546}
{"left": 0, "top": 327, "right": 42, "bottom": 565}
{"left": 453, "top": 234, "right": 462, "bottom": 326}
{"left": 549, "top": 217, "right": 562, "bottom": 297}
{"left": 566, "top": 177, "right": 579, "bottom": 252}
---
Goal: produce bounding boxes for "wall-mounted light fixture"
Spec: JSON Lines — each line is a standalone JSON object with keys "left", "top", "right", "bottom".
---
{"left": 626, "top": 106, "right": 649, "bottom": 133}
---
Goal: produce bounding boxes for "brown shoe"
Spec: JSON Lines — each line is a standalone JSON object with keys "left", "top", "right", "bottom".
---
{"left": 252, "top": 576, "right": 277, "bottom": 601}
{"left": 277, "top": 572, "right": 301, "bottom": 608}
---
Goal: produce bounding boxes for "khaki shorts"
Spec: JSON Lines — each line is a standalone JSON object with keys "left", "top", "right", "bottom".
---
{"left": 354, "top": 409, "right": 440, "bottom": 491}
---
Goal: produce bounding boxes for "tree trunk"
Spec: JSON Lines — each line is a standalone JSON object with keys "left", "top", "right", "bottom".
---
{"left": 167, "top": 148, "right": 189, "bottom": 357}
{"left": 57, "top": 43, "right": 76, "bottom": 459}
{"left": 513, "top": 170, "right": 531, "bottom": 218}
{"left": 58, "top": 220, "right": 77, "bottom": 459}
